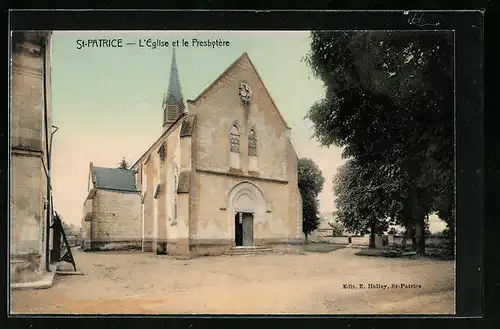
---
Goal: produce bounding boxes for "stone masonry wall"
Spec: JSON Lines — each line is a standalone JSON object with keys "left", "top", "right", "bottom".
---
{"left": 193, "top": 173, "right": 293, "bottom": 243}
{"left": 10, "top": 155, "right": 45, "bottom": 256}
{"left": 10, "top": 32, "right": 51, "bottom": 283}
{"left": 91, "top": 189, "right": 141, "bottom": 249}
{"left": 186, "top": 53, "right": 301, "bottom": 255}
{"left": 188, "top": 54, "right": 289, "bottom": 181}
{"left": 286, "top": 139, "right": 302, "bottom": 241}
{"left": 137, "top": 118, "right": 190, "bottom": 255}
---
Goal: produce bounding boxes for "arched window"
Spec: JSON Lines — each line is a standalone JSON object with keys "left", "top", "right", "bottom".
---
{"left": 158, "top": 144, "right": 166, "bottom": 161}
{"left": 230, "top": 125, "right": 240, "bottom": 153}
{"left": 248, "top": 128, "right": 257, "bottom": 156}
{"left": 173, "top": 165, "right": 179, "bottom": 220}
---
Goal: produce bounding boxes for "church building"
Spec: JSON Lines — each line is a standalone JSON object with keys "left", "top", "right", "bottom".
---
{"left": 84, "top": 50, "right": 303, "bottom": 258}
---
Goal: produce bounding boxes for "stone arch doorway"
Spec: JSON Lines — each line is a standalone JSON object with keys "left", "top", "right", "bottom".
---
{"left": 227, "top": 182, "right": 267, "bottom": 247}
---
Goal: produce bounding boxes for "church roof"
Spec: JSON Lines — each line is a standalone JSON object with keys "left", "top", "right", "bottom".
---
{"left": 130, "top": 113, "right": 187, "bottom": 170}
{"left": 187, "top": 52, "right": 290, "bottom": 129}
{"left": 180, "top": 115, "right": 196, "bottom": 137}
{"left": 91, "top": 166, "right": 138, "bottom": 193}
{"left": 165, "top": 48, "right": 183, "bottom": 105}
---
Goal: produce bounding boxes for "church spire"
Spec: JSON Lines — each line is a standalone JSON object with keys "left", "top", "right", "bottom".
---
{"left": 163, "top": 48, "right": 185, "bottom": 131}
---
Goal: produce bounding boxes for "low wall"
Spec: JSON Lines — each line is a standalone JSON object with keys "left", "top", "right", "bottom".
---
{"left": 351, "top": 236, "right": 370, "bottom": 246}
{"left": 309, "top": 232, "right": 451, "bottom": 248}
{"left": 309, "top": 233, "right": 352, "bottom": 245}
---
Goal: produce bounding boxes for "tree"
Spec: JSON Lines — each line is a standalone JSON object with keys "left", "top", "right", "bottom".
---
{"left": 387, "top": 227, "right": 398, "bottom": 235}
{"left": 55, "top": 215, "right": 82, "bottom": 248}
{"left": 118, "top": 157, "right": 129, "bottom": 169}
{"left": 304, "top": 31, "right": 454, "bottom": 255}
{"left": 333, "top": 159, "right": 392, "bottom": 247}
{"left": 298, "top": 158, "right": 325, "bottom": 243}
{"left": 322, "top": 212, "right": 345, "bottom": 236}
{"left": 328, "top": 222, "right": 345, "bottom": 237}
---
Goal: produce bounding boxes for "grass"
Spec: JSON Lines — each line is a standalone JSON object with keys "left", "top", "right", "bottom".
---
{"left": 302, "top": 243, "right": 346, "bottom": 253}
{"left": 355, "top": 248, "right": 417, "bottom": 258}
{"left": 355, "top": 246, "right": 454, "bottom": 260}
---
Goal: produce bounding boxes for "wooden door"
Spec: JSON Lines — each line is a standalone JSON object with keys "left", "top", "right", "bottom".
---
{"left": 242, "top": 213, "right": 254, "bottom": 246}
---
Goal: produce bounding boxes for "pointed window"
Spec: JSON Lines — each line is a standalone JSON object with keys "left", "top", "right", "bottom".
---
{"left": 249, "top": 128, "right": 257, "bottom": 156}
{"left": 230, "top": 125, "right": 240, "bottom": 153}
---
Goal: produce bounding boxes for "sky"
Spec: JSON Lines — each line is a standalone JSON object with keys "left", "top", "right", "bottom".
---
{"left": 49, "top": 30, "right": 446, "bottom": 233}
{"left": 50, "top": 30, "right": 346, "bottom": 228}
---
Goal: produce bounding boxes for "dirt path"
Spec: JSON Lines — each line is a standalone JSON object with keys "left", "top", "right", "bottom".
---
{"left": 10, "top": 247, "right": 455, "bottom": 314}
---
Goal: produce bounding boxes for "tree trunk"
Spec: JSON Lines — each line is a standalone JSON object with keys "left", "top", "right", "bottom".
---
{"left": 369, "top": 219, "right": 376, "bottom": 248}
{"left": 304, "top": 233, "right": 309, "bottom": 244}
{"left": 416, "top": 216, "right": 426, "bottom": 255}
{"left": 447, "top": 221, "right": 455, "bottom": 252}
{"left": 410, "top": 226, "right": 417, "bottom": 247}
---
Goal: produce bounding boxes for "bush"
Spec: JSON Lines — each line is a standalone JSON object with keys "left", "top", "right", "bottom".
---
{"left": 328, "top": 222, "right": 345, "bottom": 237}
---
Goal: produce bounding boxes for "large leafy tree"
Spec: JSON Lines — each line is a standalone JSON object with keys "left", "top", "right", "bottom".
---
{"left": 333, "top": 159, "right": 392, "bottom": 247}
{"left": 298, "top": 158, "right": 325, "bottom": 243}
{"left": 305, "top": 31, "right": 454, "bottom": 255}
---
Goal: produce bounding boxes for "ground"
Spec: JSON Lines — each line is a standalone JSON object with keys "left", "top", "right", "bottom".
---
{"left": 10, "top": 246, "right": 455, "bottom": 314}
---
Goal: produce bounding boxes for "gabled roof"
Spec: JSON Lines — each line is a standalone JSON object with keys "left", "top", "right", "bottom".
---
{"left": 91, "top": 166, "right": 138, "bottom": 193}
{"left": 187, "top": 52, "right": 290, "bottom": 129}
{"left": 131, "top": 113, "right": 187, "bottom": 170}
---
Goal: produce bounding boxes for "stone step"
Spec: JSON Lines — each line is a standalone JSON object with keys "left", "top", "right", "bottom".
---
{"left": 224, "top": 252, "right": 273, "bottom": 256}
{"left": 230, "top": 245, "right": 270, "bottom": 250}
{"left": 226, "top": 248, "right": 273, "bottom": 253}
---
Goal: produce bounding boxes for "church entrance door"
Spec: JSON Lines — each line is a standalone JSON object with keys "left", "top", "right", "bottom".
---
{"left": 234, "top": 212, "right": 254, "bottom": 246}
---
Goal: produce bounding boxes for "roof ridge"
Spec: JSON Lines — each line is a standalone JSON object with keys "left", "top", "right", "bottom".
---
{"left": 92, "top": 166, "right": 134, "bottom": 171}
{"left": 187, "top": 52, "right": 290, "bottom": 129}
{"left": 131, "top": 112, "right": 187, "bottom": 170}
{"left": 187, "top": 52, "right": 248, "bottom": 104}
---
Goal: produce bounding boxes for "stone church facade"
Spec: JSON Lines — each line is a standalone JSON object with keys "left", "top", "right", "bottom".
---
{"left": 133, "top": 50, "right": 302, "bottom": 258}
{"left": 84, "top": 50, "right": 302, "bottom": 258}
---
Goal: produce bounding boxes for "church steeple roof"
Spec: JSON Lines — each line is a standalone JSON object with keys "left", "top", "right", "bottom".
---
{"left": 163, "top": 48, "right": 185, "bottom": 131}
{"left": 166, "top": 48, "right": 183, "bottom": 104}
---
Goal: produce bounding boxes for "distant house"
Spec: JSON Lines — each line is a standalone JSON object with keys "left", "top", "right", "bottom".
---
{"left": 308, "top": 213, "right": 334, "bottom": 242}
{"left": 82, "top": 162, "right": 141, "bottom": 250}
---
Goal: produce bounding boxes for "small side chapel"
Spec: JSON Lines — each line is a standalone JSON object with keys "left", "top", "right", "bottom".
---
{"left": 84, "top": 49, "right": 303, "bottom": 258}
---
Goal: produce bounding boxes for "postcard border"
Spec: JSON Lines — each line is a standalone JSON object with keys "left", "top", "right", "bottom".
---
{"left": 5, "top": 8, "right": 488, "bottom": 326}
